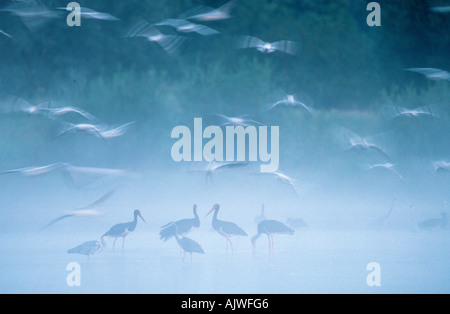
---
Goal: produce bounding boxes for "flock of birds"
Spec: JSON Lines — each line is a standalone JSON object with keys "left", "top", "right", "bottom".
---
{"left": 0, "top": 1, "right": 449, "bottom": 262}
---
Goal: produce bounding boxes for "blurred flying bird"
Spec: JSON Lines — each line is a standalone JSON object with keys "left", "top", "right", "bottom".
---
{"left": 42, "top": 190, "right": 115, "bottom": 230}
{"left": 1, "top": 0, "right": 60, "bottom": 30}
{"left": 126, "top": 19, "right": 186, "bottom": 55}
{"left": 215, "top": 114, "right": 264, "bottom": 127}
{"left": 160, "top": 204, "right": 200, "bottom": 241}
{"left": 206, "top": 204, "right": 248, "bottom": 254}
{"left": 0, "top": 162, "right": 67, "bottom": 177}
{"left": 433, "top": 161, "right": 450, "bottom": 173}
{"left": 337, "top": 127, "right": 391, "bottom": 161}
{"left": 155, "top": 18, "right": 220, "bottom": 36}
{"left": 237, "top": 36, "right": 300, "bottom": 56}
{"left": 254, "top": 204, "right": 266, "bottom": 225}
{"left": 102, "top": 209, "right": 146, "bottom": 253}
{"left": 0, "top": 29, "right": 12, "bottom": 38}
{"left": 367, "top": 163, "right": 406, "bottom": 185}
{"left": 0, "top": 93, "right": 55, "bottom": 116}
{"left": 286, "top": 218, "right": 308, "bottom": 230}
{"left": 57, "top": 122, "right": 135, "bottom": 139}
{"left": 252, "top": 220, "right": 294, "bottom": 253}
{"left": 386, "top": 105, "right": 440, "bottom": 119}
{"left": 57, "top": 6, "right": 119, "bottom": 21}
{"left": 42, "top": 106, "right": 97, "bottom": 121}
{"left": 406, "top": 68, "right": 450, "bottom": 81}
{"left": 0, "top": 163, "right": 136, "bottom": 188}
{"left": 68, "top": 239, "right": 105, "bottom": 257}
{"left": 256, "top": 171, "right": 298, "bottom": 197}
{"left": 181, "top": 0, "right": 236, "bottom": 22}
{"left": 204, "top": 161, "right": 249, "bottom": 183}
{"left": 174, "top": 233, "right": 204, "bottom": 262}
{"left": 268, "top": 93, "right": 313, "bottom": 113}
{"left": 429, "top": 6, "right": 450, "bottom": 13}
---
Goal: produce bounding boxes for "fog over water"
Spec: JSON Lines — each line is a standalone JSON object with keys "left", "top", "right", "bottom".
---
{"left": 0, "top": 0, "right": 449, "bottom": 293}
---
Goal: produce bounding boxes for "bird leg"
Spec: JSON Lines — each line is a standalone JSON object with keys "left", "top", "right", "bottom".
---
{"left": 122, "top": 237, "right": 125, "bottom": 254}
{"left": 113, "top": 238, "right": 117, "bottom": 254}
{"left": 270, "top": 235, "right": 274, "bottom": 255}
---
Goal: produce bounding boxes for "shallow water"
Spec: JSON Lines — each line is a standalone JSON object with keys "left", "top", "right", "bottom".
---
{"left": 1, "top": 229, "right": 448, "bottom": 294}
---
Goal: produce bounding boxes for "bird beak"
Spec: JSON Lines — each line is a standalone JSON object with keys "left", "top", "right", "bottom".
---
{"left": 205, "top": 206, "right": 216, "bottom": 217}
{"left": 139, "top": 213, "right": 146, "bottom": 224}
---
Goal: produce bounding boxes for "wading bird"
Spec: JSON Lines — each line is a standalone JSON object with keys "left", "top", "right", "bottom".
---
{"left": 254, "top": 204, "right": 266, "bottom": 225}
{"left": 252, "top": 220, "right": 294, "bottom": 253}
{"left": 155, "top": 19, "right": 219, "bottom": 36}
{"left": 182, "top": 0, "right": 236, "bottom": 22}
{"left": 160, "top": 204, "right": 200, "bottom": 241}
{"left": 237, "top": 36, "right": 300, "bottom": 56}
{"left": 102, "top": 210, "right": 146, "bottom": 253}
{"left": 406, "top": 68, "right": 450, "bottom": 81}
{"left": 372, "top": 198, "right": 401, "bottom": 228}
{"left": 68, "top": 239, "right": 105, "bottom": 258}
{"left": 174, "top": 233, "right": 204, "bottom": 262}
{"left": 126, "top": 19, "right": 186, "bottom": 55}
{"left": 42, "top": 190, "right": 114, "bottom": 230}
{"left": 206, "top": 204, "right": 247, "bottom": 253}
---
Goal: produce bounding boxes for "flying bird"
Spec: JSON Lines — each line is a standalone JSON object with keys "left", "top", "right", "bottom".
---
{"left": 215, "top": 114, "right": 264, "bottom": 127}
{"left": 205, "top": 161, "right": 249, "bottom": 183}
{"left": 57, "top": 122, "right": 135, "bottom": 139}
{"left": 386, "top": 105, "right": 440, "bottom": 119}
{"left": 43, "top": 106, "right": 97, "bottom": 121}
{"left": 429, "top": 6, "right": 450, "bottom": 13}
{"left": 57, "top": 6, "right": 119, "bottom": 21}
{"left": 0, "top": 29, "right": 12, "bottom": 38}
{"left": 336, "top": 127, "right": 391, "bottom": 161}
{"left": 160, "top": 204, "right": 200, "bottom": 241}
{"left": 406, "top": 68, "right": 450, "bottom": 81}
{"left": 42, "top": 190, "right": 114, "bottom": 230}
{"left": 433, "top": 161, "right": 450, "bottom": 173}
{"left": 155, "top": 18, "right": 219, "bottom": 36}
{"left": 367, "top": 163, "right": 406, "bottom": 185}
{"left": 0, "top": 162, "right": 67, "bottom": 177}
{"left": 252, "top": 220, "right": 294, "bottom": 253}
{"left": 206, "top": 204, "right": 247, "bottom": 254}
{"left": 268, "top": 93, "right": 313, "bottom": 113}
{"left": 182, "top": 0, "right": 236, "bottom": 22}
{"left": 102, "top": 210, "right": 146, "bottom": 253}
{"left": 1, "top": 0, "right": 60, "bottom": 30}
{"left": 68, "top": 239, "right": 105, "bottom": 258}
{"left": 256, "top": 171, "right": 298, "bottom": 197}
{"left": 237, "top": 36, "right": 300, "bottom": 56}
{"left": 126, "top": 19, "right": 186, "bottom": 55}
